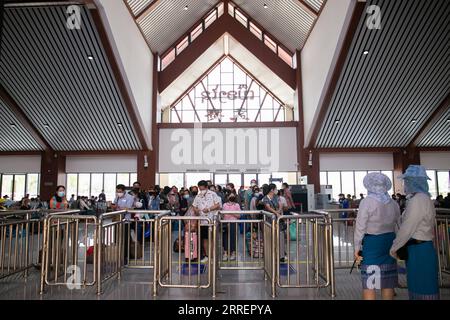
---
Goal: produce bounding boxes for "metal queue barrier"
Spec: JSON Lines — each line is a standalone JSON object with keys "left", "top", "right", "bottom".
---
{"left": 277, "top": 212, "right": 335, "bottom": 297}
{"left": 215, "top": 211, "right": 277, "bottom": 296}
{"left": 436, "top": 209, "right": 450, "bottom": 285}
{"left": 313, "top": 209, "right": 358, "bottom": 269}
{"left": 153, "top": 214, "right": 217, "bottom": 297}
{"left": 0, "top": 209, "right": 74, "bottom": 280}
{"left": 40, "top": 210, "right": 171, "bottom": 295}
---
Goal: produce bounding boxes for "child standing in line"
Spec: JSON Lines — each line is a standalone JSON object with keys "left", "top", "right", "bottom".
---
{"left": 222, "top": 194, "right": 240, "bottom": 261}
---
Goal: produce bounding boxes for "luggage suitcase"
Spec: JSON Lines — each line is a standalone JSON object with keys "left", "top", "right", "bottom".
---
{"left": 184, "top": 231, "right": 198, "bottom": 260}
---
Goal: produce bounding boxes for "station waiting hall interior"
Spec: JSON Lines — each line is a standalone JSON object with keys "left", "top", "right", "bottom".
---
{"left": 0, "top": 0, "right": 449, "bottom": 301}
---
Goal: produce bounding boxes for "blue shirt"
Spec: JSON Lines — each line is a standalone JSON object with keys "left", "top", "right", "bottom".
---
{"left": 113, "top": 193, "right": 135, "bottom": 220}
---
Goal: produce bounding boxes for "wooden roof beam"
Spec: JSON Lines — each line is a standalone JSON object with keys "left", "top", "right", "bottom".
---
{"left": 159, "top": 13, "right": 296, "bottom": 92}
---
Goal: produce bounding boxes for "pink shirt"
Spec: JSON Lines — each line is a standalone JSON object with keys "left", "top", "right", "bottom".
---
{"left": 222, "top": 202, "right": 240, "bottom": 220}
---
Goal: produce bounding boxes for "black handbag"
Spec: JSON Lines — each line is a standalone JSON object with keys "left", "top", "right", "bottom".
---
{"left": 397, "top": 244, "right": 408, "bottom": 260}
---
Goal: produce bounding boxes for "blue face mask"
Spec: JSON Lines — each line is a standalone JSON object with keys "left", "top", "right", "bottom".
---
{"left": 58, "top": 191, "right": 65, "bottom": 197}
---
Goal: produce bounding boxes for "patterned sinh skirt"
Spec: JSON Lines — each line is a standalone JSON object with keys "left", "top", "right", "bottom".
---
{"left": 360, "top": 232, "right": 398, "bottom": 289}
{"left": 406, "top": 241, "right": 440, "bottom": 300}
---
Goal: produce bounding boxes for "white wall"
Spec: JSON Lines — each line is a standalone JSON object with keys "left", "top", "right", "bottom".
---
{"left": 159, "top": 127, "right": 298, "bottom": 172}
{"left": 66, "top": 155, "right": 137, "bottom": 173}
{"left": 420, "top": 152, "right": 450, "bottom": 170}
{"left": 301, "top": 0, "right": 354, "bottom": 146}
{"left": 0, "top": 155, "right": 41, "bottom": 173}
{"left": 95, "top": 0, "right": 153, "bottom": 149}
{"left": 320, "top": 153, "right": 394, "bottom": 171}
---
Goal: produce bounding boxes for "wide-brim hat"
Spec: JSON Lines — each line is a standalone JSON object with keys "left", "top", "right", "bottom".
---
{"left": 398, "top": 165, "right": 431, "bottom": 180}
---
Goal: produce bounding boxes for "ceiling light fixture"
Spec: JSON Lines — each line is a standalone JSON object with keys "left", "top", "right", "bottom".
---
{"left": 117, "top": 123, "right": 123, "bottom": 127}
{"left": 335, "top": 119, "right": 340, "bottom": 124}
{"left": 263, "top": 4, "right": 268, "bottom": 8}
{"left": 363, "top": 51, "right": 369, "bottom": 55}
{"left": 411, "top": 119, "right": 417, "bottom": 123}
{"left": 10, "top": 123, "right": 16, "bottom": 128}
{"left": 447, "top": 118, "right": 450, "bottom": 123}
{"left": 184, "top": 5, "right": 188, "bottom": 10}
{"left": 44, "top": 124, "right": 50, "bottom": 128}
{"left": 87, "top": 55, "right": 94, "bottom": 60}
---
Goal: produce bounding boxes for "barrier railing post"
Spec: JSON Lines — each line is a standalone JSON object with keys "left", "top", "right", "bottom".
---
{"left": 39, "top": 216, "right": 48, "bottom": 295}
{"left": 212, "top": 215, "right": 217, "bottom": 298}
{"left": 97, "top": 217, "right": 103, "bottom": 295}
{"left": 271, "top": 214, "right": 276, "bottom": 298}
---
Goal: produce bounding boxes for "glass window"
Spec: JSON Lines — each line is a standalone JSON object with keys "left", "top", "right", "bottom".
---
{"left": 67, "top": 174, "right": 78, "bottom": 198}
{"left": 167, "top": 173, "right": 184, "bottom": 188}
{"left": 327, "top": 171, "right": 341, "bottom": 201}
{"left": 214, "top": 174, "right": 228, "bottom": 187}
{"left": 104, "top": 174, "right": 117, "bottom": 201}
{"left": 161, "top": 48, "right": 175, "bottom": 70}
{"left": 186, "top": 173, "right": 212, "bottom": 189}
{"left": 1, "top": 174, "right": 13, "bottom": 199}
{"left": 258, "top": 173, "right": 271, "bottom": 186}
{"left": 204, "top": 9, "right": 217, "bottom": 28}
{"left": 91, "top": 174, "right": 103, "bottom": 198}
{"left": 13, "top": 175, "right": 26, "bottom": 200}
{"left": 235, "top": 9, "right": 247, "bottom": 27}
{"left": 341, "top": 171, "right": 355, "bottom": 197}
{"left": 78, "top": 174, "right": 90, "bottom": 197}
{"left": 278, "top": 46, "right": 293, "bottom": 66}
{"left": 166, "top": 57, "right": 285, "bottom": 123}
{"left": 130, "top": 173, "right": 138, "bottom": 186}
{"left": 426, "top": 170, "right": 437, "bottom": 198}
{"left": 249, "top": 22, "right": 262, "bottom": 40}
{"left": 26, "top": 173, "right": 39, "bottom": 198}
{"left": 117, "top": 173, "right": 130, "bottom": 186}
{"left": 320, "top": 172, "right": 327, "bottom": 185}
{"left": 354, "top": 171, "right": 367, "bottom": 198}
{"left": 176, "top": 36, "right": 189, "bottom": 55}
{"left": 263, "top": 35, "right": 277, "bottom": 53}
{"left": 228, "top": 174, "right": 241, "bottom": 189}
{"left": 437, "top": 171, "right": 450, "bottom": 197}
{"left": 381, "top": 171, "right": 394, "bottom": 196}
{"left": 243, "top": 174, "right": 257, "bottom": 188}
{"left": 190, "top": 23, "right": 203, "bottom": 42}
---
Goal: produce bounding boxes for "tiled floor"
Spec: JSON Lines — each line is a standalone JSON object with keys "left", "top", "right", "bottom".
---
{"left": 0, "top": 267, "right": 449, "bottom": 300}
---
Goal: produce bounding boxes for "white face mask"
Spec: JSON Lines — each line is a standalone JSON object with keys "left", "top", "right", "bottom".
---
{"left": 116, "top": 192, "right": 124, "bottom": 198}
{"left": 135, "top": 201, "right": 143, "bottom": 209}
{"left": 199, "top": 190, "right": 207, "bottom": 196}
{"left": 183, "top": 194, "right": 190, "bottom": 199}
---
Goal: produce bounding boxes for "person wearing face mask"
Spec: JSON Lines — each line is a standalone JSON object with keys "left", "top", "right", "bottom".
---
{"left": 192, "top": 180, "right": 222, "bottom": 263}
{"left": 245, "top": 180, "right": 257, "bottom": 210}
{"left": 262, "top": 183, "right": 287, "bottom": 262}
{"left": 390, "top": 165, "right": 440, "bottom": 300}
{"left": 130, "top": 182, "right": 149, "bottom": 210}
{"left": 250, "top": 187, "right": 261, "bottom": 211}
{"left": 148, "top": 189, "right": 160, "bottom": 210}
{"left": 168, "top": 186, "right": 181, "bottom": 214}
{"left": 180, "top": 190, "right": 192, "bottom": 216}
{"left": 50, "top": 186, "right": 68, "bottom": 210}
{"left": 190, "top": 186, "right": 199, "bottom": 197}
{"left": 281, "top": 183, "right": 295, "bottom": 210}
{"left": 112, "top": 184, "right": 135, "bottom": 219}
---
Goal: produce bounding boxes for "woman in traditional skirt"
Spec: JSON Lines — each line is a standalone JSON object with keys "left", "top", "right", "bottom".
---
{"left": 390, "top": 165, "right": 440, "bottom": 300}
{"left": 354, "top": 172, "right": 400, "bottom": 300}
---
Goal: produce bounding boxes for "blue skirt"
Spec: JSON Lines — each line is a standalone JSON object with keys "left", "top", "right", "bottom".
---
{"left": 406, "top": 241, "right": 440, "bottom": 300}
{"left": 360, "top": 233, "right": 398, "bottom": 289}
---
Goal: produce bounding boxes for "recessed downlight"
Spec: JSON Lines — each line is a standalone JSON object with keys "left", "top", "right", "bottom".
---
{"left": 117, "top": 122, "right": 123, "bottom": 127}
{"left": 411, "top": 119, "right": 417, "bottom": 123}
{"left": 363, "top": 50, "right": 369, "bottom": 55}
{"left": 10, "top": 123, "right": 16, "bottom": 128}
{"left": 183, "top": 5, "right": 188, "bottom": 10}
{"left": 87, "top": 55, "right": 94, "bottom": 60}
{"left": 263, "top": 3, "right": 268, "bottom": 8}
{"left": 44, "top": 124, "right": 50, "bottom": 128}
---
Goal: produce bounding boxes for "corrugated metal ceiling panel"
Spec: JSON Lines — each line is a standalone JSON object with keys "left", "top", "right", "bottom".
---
{"left": 136, "top": 0, "right": 219, "bottom": 53}
{"left": 233, "top": 0, "right": 318, "bottom": 52}
{"left": 0, "top": 5, "right": 142, "bottom": 151}
{"left": 126, "top": 0, "right": 155, "bottom": 16}
{"left": 316, "top": 0, "right": 450, "bottom": 148}
{"left": 418, "top": 106, "right": 450, "bottom": 147}
{"left": 0, "top": 99, "right": 43, "bottom": 151}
